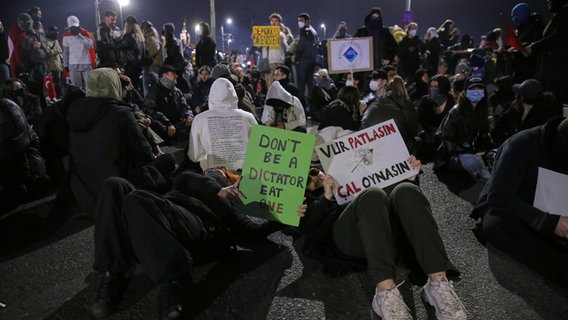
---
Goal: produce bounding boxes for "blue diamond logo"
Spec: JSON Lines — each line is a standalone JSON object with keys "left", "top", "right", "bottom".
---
{"left": 343, "top": 47, "right": 358, "bottom": 62}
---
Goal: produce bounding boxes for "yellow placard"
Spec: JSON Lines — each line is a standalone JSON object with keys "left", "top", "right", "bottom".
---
{"left": 252, "top": 26, "right": 281, "bottom": 47}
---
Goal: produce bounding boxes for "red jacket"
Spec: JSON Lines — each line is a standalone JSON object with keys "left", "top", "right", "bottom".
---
{"left": 8, "top": 24, "right": 27, "bottom": 77}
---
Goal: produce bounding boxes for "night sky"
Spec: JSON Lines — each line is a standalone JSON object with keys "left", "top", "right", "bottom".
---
{"left": 2, "top": 0, "right": 551, "bottom": 52}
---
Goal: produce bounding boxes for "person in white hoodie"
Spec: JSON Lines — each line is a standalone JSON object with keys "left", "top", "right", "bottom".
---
{"left": 62, "top": 15, "right": 94, "bottom": 88}
{"left": 261, "top": 80, "right": 306, "bottom": 132}
{"left": 188, "top": 77, "right": 258, "bottom": 172}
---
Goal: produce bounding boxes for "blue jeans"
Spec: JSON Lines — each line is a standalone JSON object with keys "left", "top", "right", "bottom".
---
{"left": 456, "top": 153, "right": 491, "bottom": 179}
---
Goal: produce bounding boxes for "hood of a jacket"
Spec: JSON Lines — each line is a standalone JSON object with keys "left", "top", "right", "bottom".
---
{"left": 85, "top": 68, "right": 122, "bottom": 101}
{"left": 208, "top": 78, "right": 238, "bottom": 110}
{"left": 266, "top": 81, "right": 294, "bottom": 106}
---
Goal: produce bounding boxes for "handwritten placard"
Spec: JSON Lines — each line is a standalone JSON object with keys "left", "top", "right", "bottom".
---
{"left": 252, "top": 26, "right": 281, "bottom": 47}
{"left": 316, "top": 119, "right": 418, "bottom": 204}
{"left": 237, "top": 125, "right": 315, "bottom": 226}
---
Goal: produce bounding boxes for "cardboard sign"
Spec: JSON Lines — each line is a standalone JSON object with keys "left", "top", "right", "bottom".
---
{"left": 316, "top": 119, "right": 418, "bottom": 204}
{"left": 237, "top": 125, "right": 315, "bottom": 226}
{"left": 327, "top": 37, "right": 374, "bottom": 74}
{"left": 252, "top": 26, "right": 281, "bottom": 47}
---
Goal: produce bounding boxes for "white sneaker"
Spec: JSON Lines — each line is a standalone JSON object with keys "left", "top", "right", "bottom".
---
{"left": 422, "top": 276, "right": 467, "bottom": 320}
{"left": 371, "top": 283, "right": 413, "bottom": 320}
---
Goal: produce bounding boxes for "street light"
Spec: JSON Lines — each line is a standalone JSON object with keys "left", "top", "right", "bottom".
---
{"left": 320, "top": 23, "right": 326, "bottom": 40}
{"left": 117, "top": 0, "right": 130, "bottom": 26}
{"left": 221, "top": 17, "right": 232, "bottom": 52}
{"left": 195, "top": 24, "right": 201, "bottom": 43}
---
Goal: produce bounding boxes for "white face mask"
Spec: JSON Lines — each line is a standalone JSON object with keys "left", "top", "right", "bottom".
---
{"left": 369, "top": 81, "right": 380, "bottom": 92}
{"left": 298, "top": 21, "right": 305, "bottom": 29}
{"left": 409, "top": 29, "right": 417, "bottom": 37}
{"left": 345, "top": 80, "right": 354, "bottom": 87}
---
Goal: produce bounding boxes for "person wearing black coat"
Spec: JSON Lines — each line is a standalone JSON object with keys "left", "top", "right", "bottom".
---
{"left": 195, "top": 22, "right": 216, "bottom": 68}
{"left": 397, "top": 22, "right": 426, "bottom": 84}
{"left": 318, "top": 85, "right": 361, "bottom": 131}
{"left": 526, "top": 0, "right": 568, "bottom": 109}
{"left": 143, "top": 65, "right": 194, "bottom": 143}
{"left": 472, "top": 116, "right": 568, "bottom": 287}
{"left": 66, "top": 68, "right": 154, "bottom": 214}
{"left": 90, "top": 171, "right": 283, "bottom": 319}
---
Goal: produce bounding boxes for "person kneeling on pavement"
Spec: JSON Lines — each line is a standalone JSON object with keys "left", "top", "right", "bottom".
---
{"left": 299, "top": 163, "right": 467, "bottom": 320}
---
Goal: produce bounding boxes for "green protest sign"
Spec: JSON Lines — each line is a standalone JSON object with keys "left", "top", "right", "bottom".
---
{"left": 237, "top": 125, "right": 315, "bottom": 226}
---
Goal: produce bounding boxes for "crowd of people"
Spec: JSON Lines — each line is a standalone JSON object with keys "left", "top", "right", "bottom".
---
{"left": 1, "top": 1, "right": 567, "bottom": 319}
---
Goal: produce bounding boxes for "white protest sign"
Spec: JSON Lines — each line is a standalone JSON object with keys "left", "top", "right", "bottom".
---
{"left": 202, "top": 115, "right": 250, "bottom": 170}
{"left": 316, "top": 119, "right": 418, "bottom": 205}
{"left": 327, "top": 37, "right": 374, "bottom": 74}
{"left": 534, "top": 167, "right": 568, "bottom": 216}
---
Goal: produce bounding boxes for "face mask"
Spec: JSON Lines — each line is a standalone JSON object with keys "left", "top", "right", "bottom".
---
{"left": 159, "top": 77, "right": 176, "bottom": 90}
{"left": 13, "top": 88, "right": 25, "bottom": 97}
{"left": 345, "top": 80, "right": 354, "bottom": 87}
{"left": 466, "top": 90, "right": 485, "bottom": 103}
{"left": 32, "top": 15, "right": 41, "bottom": 22}
{"left": 298, "top": 21, "right": 305, "bottom": 29}
{"left": 369, "top": 81, "right": 380, "bottom": 92}
{"left": 368, "top": 18, "right": 380, "bottom": 28}
{"left": 409, "top": 29, "right": 417, "bottom": 37}
{"left": 429, "top": 88, "right": 447, "bottom": 106}
{"left": 339, "top": 29, "right": 346, "bottom": 37}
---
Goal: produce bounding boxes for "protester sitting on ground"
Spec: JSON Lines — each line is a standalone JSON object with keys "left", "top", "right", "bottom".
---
{"left": 299, "top": 162, "right": 467, "bottom": 320}
{"left": 273, "top": 65, "right": 306, "bottom": 109}
{"left": 261, "top": 80, "right": 306, "bottom": 132}
{"left": 0, "top": 78, "right": 42, "bottom": 125}
{"left": 189, "top": 65, "right": 213, "bottom": 114}
{"left": 318, "top": 85, "right": 364, "bottom": 131}
{"left": 360, "top": 69, "right": 388, "bottom": 105}
{"left": 143, "top": 64, "right": 194, "bottom": 144}
{"left": 0, "top": 98, "right": 48, "bottom": 208}
{"left": 409, "top": 68, "right": 431, "bottom": 103}
{"left": 435, "top": 76, "right": 494, "bottom": 179}
{"left": 120, "top": 74, "right": 164, "bottom": 156}
{"left": 416, "top": 74, "right": 454, "bottom": 162}
{"left": 472, "top": 116, "right": 568, "bottom": 288}
{"left": 362, "top": 75, "right": 419, "bottom": 155}
{"left": 188, "top": 78, "right": 258, "bottom": 172}
{"left": 492, "top": 79, "right": 555, "bottom": 146}
{"left": 66, "top": 67, "right": 155, "bottom": 214}
{"left": 90, "top": 171, "right": 283, "bottom": 320}
{"left": 308, "top": 68, "right": 337, "bottom": 122}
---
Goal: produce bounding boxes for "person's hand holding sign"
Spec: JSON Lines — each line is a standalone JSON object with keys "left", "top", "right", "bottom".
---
{"left": 407, "top": 155, "right": 421, "bottom": 181}
{"left": 217, "top": 177, "right": 247, "bottom": 206}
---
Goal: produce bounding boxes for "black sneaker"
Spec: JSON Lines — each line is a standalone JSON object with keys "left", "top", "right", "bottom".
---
{"left": 90, "top": 271, "right": 130, "bottom": 319}
{"left": 157, "top": 281, "right": 184, "bottom": 320}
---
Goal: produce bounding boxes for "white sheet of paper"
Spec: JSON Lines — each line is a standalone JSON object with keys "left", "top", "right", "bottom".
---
{"left": 533, "top": 167, "right": 568, "bottom": 216}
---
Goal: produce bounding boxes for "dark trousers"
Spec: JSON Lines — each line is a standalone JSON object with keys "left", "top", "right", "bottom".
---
{"left": 294, "top": 60, "right": 316, "bottom": 100}
{"left": 483, "top": 211, "right": 568, "bottom": 287}
{"left": 93, "top": 177, "right": 209, "bottom": 284}
{"left": 332, "top": 183, "right": 450, "bottom": 284}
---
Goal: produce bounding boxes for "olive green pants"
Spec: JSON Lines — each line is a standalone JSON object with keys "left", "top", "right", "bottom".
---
{"left": 332, "top": 182, "right": 449, "bottom": 284}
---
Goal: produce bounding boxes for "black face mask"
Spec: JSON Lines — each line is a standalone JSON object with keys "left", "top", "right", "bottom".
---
{"left": 13, "top": 88, "right": 25, "bottom": 97}
{"left": 47, "top": 31, "right": 58, "bottom": 40}
{"left": 429, "top": 88, "right": 447, "bottom": 106}
{"left": 70, "top": 26, "right": 81, "bottom": 36}
{"left": 338, "top": 29, "right": 346, "bottom": 37}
